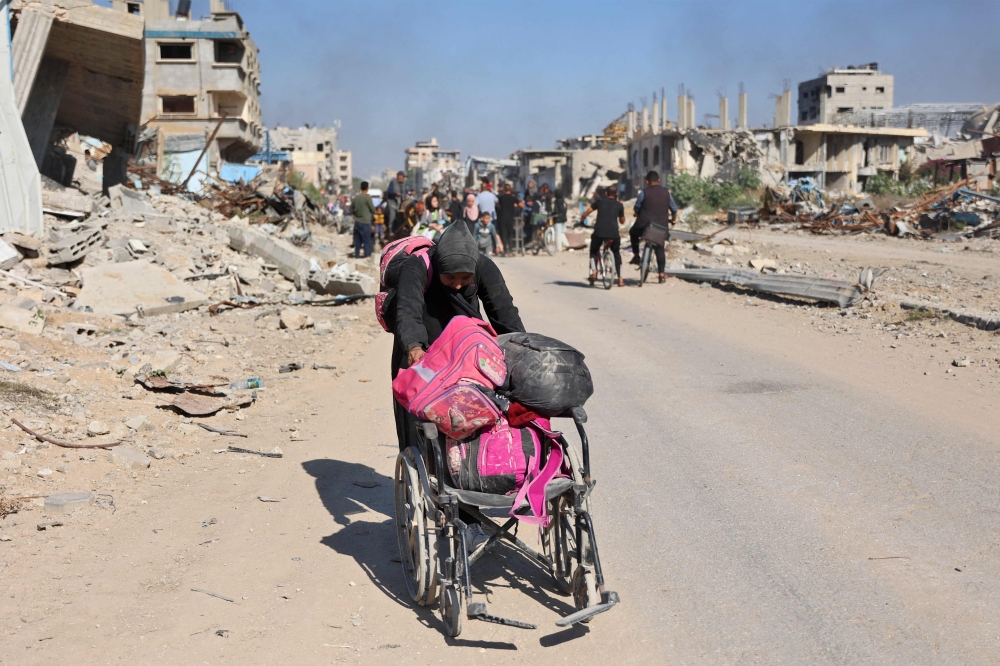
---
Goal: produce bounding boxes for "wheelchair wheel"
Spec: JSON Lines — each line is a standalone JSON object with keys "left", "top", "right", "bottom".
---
{"left": 544, "top": 225, "right": 558, "bottom": 256}
{"left": 394, "top": 448, "right": 438, "bottom": 606}
{"left": 441, "top": 584, "right": 463, "bottom": 638}
{"left": 543, "top": 495, "right": 575, "bottom": 594}
{"left": 639, "top": 244, "right": 653, "bottom": 286}
{"left": 601, "top": 248, "right": 615, "bottom": 290}
{"left": 572, "top": 565, "right": 600, "bottom": 623}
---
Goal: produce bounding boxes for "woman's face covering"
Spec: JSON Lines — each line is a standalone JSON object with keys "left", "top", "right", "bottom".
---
{"left": 439, "top": 272, "right": 474, "bottom": 290}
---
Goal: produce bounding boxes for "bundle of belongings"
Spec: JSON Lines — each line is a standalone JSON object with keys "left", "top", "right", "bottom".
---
{"left": 392, "top": 316, "right": 593, "bottom": 526}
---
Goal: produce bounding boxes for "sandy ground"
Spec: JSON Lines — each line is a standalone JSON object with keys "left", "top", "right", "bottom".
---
{"left": 2, "top": 229, "right": 1000, "bottom": 664}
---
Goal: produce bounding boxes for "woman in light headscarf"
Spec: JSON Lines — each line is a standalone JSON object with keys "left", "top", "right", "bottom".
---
{"left": 417, "top": 193, "right": 450, "bottom": 239}
{"left": 461, "top": 192, "right": 481, "bottom": 235}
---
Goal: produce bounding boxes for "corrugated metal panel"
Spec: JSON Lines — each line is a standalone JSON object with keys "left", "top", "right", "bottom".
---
{"left": 146, "top": 31, "right": 240, "bottom": 39}
{"left": 663, "top": 267, "right": 878, "bottom": 308}
{"left": 0, "top": 1, "right": 43, "bottom": 237}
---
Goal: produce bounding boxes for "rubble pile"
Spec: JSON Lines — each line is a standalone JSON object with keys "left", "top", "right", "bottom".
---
{"left": 759, "top": 178, "right": 1000, "bottom": 240}
{"left": 0, "top": 180, "right": 378, "bottom": 513}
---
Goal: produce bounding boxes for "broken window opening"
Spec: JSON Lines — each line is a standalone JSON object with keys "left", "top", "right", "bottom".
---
{"left": 127, "top": 2, "right": 141, "bottom": 13}
{"left": 161, "top": 95, "right": 196, "bottom": 114}
{"left": 316, "top": 143, "right": 324, "bottom": 152}
{"left": 875, "top": 86, "right": 885, "bottom": 94}
{"left": 825, "top": 85, "right": 832, "bottom": 98}
{"left": 642, "top": 148, "right": 649, "bottom": 168}
{"left": 835, "top": 86, "right": 845, "bottom": 94}
{"left": 159, "top": 43, "right": 193, "bottom": 61}
{"left": 215, "top": 40, "right": 244, "bottom": 64}
{"left": 794, "top": 140, "right": 804, "bottom": 166}
{"left": 652, "top": 146, "right": 659, "bottom": 165}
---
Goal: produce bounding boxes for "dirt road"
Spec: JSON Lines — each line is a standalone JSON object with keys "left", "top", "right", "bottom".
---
{"left": 4, "top": 246, "right": 1000, "bottom": 664}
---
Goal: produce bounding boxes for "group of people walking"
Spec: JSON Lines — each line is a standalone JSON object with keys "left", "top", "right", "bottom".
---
{"left": 351, "top": 171, "right": 569, "bottom": 259}
{"left": 348, "top": 169, "right": 677, "bottom": 293}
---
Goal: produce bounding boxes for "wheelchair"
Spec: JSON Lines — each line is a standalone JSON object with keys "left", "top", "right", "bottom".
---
{"left": 393, "top": 407, "right": 619, "bottom": 637}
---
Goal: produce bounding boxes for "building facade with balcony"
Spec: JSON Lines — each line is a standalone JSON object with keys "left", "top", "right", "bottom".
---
{"left": 137, "top": 0, "right": 262, "bottom": 188}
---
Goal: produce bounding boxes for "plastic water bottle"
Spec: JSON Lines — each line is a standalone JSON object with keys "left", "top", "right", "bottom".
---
{"left": 230, "top": 378, "right": 263, "bottom": 390}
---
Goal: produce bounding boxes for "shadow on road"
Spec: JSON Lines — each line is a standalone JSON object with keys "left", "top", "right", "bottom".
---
{"left": 303, "top": 457, "right": 579, "bottom": 643}
{"left": 549, "top": 280, "right": 594, "bottom": 289}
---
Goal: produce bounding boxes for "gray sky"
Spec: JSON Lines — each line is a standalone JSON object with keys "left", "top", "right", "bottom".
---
{"left": 232, "top": 0, "right": 998, "bottom": 179}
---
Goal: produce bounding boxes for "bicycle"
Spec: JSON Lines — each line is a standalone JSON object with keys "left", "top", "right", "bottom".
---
{"left": 637, "top": 223, "right": 670, "bottom": 287}
{"left": 589, "top": 238, "right": 616, "bottom": 290}
{"left": 525, "top": 214, "right": 558, "bottom": 256}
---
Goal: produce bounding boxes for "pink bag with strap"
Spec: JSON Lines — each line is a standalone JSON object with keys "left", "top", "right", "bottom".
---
{"left": 392, "top": 316, "right": 507, "bottom": 439}
{"left": 374, "top": 236, "right": 433, "bottom": 332}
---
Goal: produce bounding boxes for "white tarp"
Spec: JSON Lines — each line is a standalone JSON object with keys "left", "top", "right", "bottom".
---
{"left": 0, "top": 0, "right": 43, "bottom": 237}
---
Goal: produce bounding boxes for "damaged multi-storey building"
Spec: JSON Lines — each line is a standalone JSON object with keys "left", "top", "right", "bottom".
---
{"left": 266, "top": 125, "right": 352, "bottom": 194}
{"left": 517, "top": 134, "right": 625, "bottom": 199}
{"left": 135, "top": 0, "right": 263, "bottom": 191}
{"left": 625, "top": 71, "right": 927, "bottom": 195}
{"left": 405, "top": 138, "right": 463, "bottom": 191}
{"left": 10, "top": 0, "right": 146, "bottom": 194}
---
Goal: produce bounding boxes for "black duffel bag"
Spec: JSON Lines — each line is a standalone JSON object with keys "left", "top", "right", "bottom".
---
{"left": 498, "top": 333, "right": 593, "bottom": 417}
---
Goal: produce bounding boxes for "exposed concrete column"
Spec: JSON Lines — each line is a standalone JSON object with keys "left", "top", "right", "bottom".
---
{"left": 782, "top": 90, "right": 792, "bottom": 127}
{"left": 661, "top": 97, "right": 667, "bottom": 130}
{"left": 737, "top": 92, "right": 748, "bottom": 128}
{"left": 11, "top": 8, "right": 54, "bottom": 114}
{"left": 641, "top": 106, "right": 649, "bottom": 134}
{"left": 688, "top": 98, "right": 695, "bottom": 129}
{"left": 21, "top": 57, "right": 68, "bottom": 167}
{"left": 719, "top": 97, "right": 729, "bottom": 130}
{"left": 102, "top": 146, "right": 129, "bottom": 198}
{"left": 677, "top": 95, "right": 686, "bottom": 130}
{"left": 651, "top": 100, "right": 659, "bottom": 133}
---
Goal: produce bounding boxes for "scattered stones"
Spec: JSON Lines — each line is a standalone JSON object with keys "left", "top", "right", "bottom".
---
{"left": 279, "top": 308, "right": 314, "bottom": 331}
{"left": 953, "top": 357, "right": 972, "bottom": 367}
{"left": 88, "top": 421, "right": 110, "bottom": 436}
{"left": 125, "top": 415, "right": 148, "bottom": 430}
{"left": 109, "top": 447, "right": 152, "bottom": 470}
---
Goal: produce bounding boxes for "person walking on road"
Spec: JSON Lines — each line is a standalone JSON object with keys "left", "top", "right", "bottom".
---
{"left": 461, "top": 193, "right": 482, "bottom": 235}
{"left": 496, "top": 183, "right": 521, "bottom": 255}
{"left": 552, "top": 189, "right": 568, "bottom": 252}
{"left": 447, "top": 189, "right": 464, "bottom": 223}
{"left": 579, "top": 186, "right": 626, "bottom": 287}
{"left": 350, "top": 181, "right": 376, "bottom": 258}
{"left": 476, "top": 179, "right": 498, "bottom": 222}
{"left": 385, "top": 171, "right": 406, "bottom": 235}
{"left": 630, "top": 170, "right": 677, "bottom": 283}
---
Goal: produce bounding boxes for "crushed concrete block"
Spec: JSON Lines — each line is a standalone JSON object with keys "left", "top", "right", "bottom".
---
{"left": 306, "top": 270, "right": 376, "bottom": 296}
{"left": 109, "top": 184, "right": 154, "bottom": 216}
{"left": 0, "top": 239, "right": 21, "bottom": 270}
{"left": 75, "top": 260, "right": 208, "bottom": 317}
{"left": 0, "top": 304, "right": 45, "bottom": 335}
{"left": 228, "top": 225, "right": 313, "bottom": 288}
{"left": 3, "top": 232, "right": 40, "bottom": 255}
{"left": 125, "top": 415, "right": 148, "bottom": 430}
{"left": 109, "top": 447, "right": 151, "bottom": 469}
{"left": 47, "top": 227, "right": 103, "bottom": 265}
{"left": 749, "top": 258, "right": 777, "bottom": 270}
{"left": 128, "top": 239, "right": 148, "bottom": 254}
{"left": 111, "top": 247, "right": 131, "bottom": 262}
{"left": 44, "top": 492, "right": 94, "bottom": 515}
{"left": 42, "top": 187, "right": 95, "bottom": 216}
{"left": 279, "top": 308, "right": 313, "bottom": 330}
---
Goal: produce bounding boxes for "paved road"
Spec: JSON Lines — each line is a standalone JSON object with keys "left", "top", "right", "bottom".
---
{"left": 496, "top": 254, "right": 1000, "bottom": 665}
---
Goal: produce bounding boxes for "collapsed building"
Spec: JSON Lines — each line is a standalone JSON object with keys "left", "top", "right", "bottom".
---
{"left": 10, "top": 0, "right": 145, "bottom": 194}
{"left": 516, "top": 135, "right": 625, "bottom": 199}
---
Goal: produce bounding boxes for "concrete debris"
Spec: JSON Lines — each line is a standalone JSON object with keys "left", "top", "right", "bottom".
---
{"left": 0, "top": 303, "right": 45, "bottom": 335}
{"left": 109, "top": 447, "right": 151, "bottom": 470}
{"left": 900, "top": 302, "right": 1000, "bottom": 332}
{"left": 228, "top": 224, "right": 315, "bottom": 288}
{"left": 279, "top": 308, "right": 313, "bottom": 330}
{"left": 665, "top": 266, "right": 883, "bottom": 308}
{"left": 75, "top": 260, "right": 209, "bottom": 317}
{"left": 0, "top": 238, "right": 22, "bottom": 270}
{"left": 47, "top": 227, "right": 102, "bottom": 264}
{"left": 42, "top": 186, "right": 94, "bottom": 217}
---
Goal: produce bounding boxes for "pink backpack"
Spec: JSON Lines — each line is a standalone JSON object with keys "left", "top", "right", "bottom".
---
{"left": 392, "top": 316, "right": 506, "bottom": 439}
{"left": 444, "top": 415, "right": 566, "bottom": 528}
{"left": 374, "top": 236, "right": 433, "bottom": 332}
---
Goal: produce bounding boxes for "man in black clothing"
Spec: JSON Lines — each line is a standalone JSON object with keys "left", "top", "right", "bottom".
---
{"left": 495, "top": 182, "right": 521, "bottom": 254}
{"left": 447, "top": 190, "right": 463, "bottom": 222}
{"left": 630, "top": 170, "right": 678, "bottom": 283}
{"left": 385, "top": 171, "right": 406, "bottom": 234}
{"left": 579, "top": 186, "right": 626, "bottom": 287}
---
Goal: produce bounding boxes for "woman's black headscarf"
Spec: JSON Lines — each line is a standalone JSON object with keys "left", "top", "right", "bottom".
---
{"left": 434, "top": 220, "right": 479, "bottom": 275}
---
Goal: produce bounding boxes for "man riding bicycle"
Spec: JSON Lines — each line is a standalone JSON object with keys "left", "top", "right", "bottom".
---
{"left": 580, "top": 186, "right": 625, "bottom": 287}
{"left": 630, "top": 170, "right": 677, "bottom": 284}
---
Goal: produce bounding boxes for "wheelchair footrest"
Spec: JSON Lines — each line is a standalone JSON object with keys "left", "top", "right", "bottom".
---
{"left": 555, "top": 590, "right": 620, "bottom": 627}
{"left": 467, "top": 601, "right": 537, "bottom": 630}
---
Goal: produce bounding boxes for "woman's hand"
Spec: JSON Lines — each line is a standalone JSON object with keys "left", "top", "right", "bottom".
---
{"left": 408, "top": 347, "right": 426, "bottom": 365}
